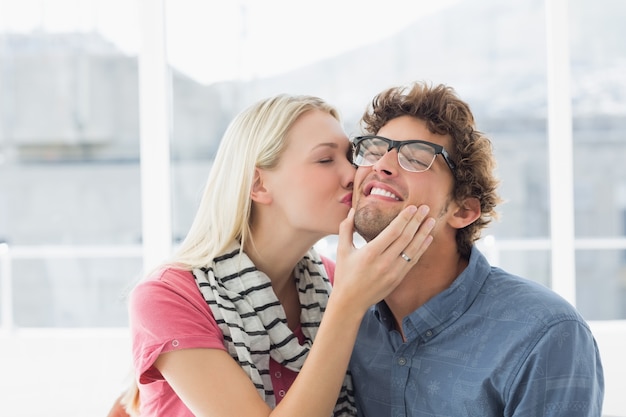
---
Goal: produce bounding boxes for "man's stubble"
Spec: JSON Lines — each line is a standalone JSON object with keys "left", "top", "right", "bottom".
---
{"left": 353, "top": 204, "right": 399, "bottom": 243}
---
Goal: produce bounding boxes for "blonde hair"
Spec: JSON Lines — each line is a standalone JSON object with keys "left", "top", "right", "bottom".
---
{"left": 172, "top": 94, "right": 340, "bottom": 269}
{"left": 122, "top": 94, "right": 340, "bottom": 416}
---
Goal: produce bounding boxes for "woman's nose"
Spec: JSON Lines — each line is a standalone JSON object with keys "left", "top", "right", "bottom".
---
{"left": 342, "top": 159, "right": 356, "bottom": 189}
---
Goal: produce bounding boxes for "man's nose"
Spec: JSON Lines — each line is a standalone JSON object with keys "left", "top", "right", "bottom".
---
{"left": 372, "top": 149, "right": 399, "bottom": 176}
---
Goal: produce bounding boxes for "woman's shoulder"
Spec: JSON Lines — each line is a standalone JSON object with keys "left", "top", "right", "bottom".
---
{"left": 146, "top": 265, "right": 194, "bottom": 285}
{"left": 130, "top": 266, "right": 205, "bottom": 309}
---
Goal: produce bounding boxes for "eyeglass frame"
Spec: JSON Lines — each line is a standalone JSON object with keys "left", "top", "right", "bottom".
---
{"left": 351, "top": 135, "right": 457, "bottom": 173}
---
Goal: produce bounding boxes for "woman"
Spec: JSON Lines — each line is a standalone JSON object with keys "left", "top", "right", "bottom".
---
{"left": 122, "top": 94, "right": 434, "bottom": 416}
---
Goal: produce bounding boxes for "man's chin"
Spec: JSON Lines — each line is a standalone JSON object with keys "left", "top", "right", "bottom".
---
{"left": 354, "top": 207, "right": 393, "bottom": 242}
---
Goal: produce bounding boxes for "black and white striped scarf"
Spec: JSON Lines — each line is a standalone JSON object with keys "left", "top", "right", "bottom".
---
{"left": 192, "top": 242, "right": 355, "bottom": 415}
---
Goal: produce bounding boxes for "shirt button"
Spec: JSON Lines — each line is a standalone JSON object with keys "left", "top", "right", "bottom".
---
{"left": 278, "top": 389, "right": 286, "bottom": 397}
{"left": 274, "top": 371, "right": 282, "bottom": 378}
{"left": 425, "top": 330, "right": 433, "bottom": 337}
{"left": 397, "top": 357, "right": 407, "bottom": 366}
{"left": 171, "top": 339, "right": 180, "bottom": 347}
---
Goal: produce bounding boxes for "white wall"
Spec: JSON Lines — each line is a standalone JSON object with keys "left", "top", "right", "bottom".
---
{"left": 590, "top": 321, "right": 626, "bottom": 417}
{"left": 0, "top": 329, "right": 132, "bottom": 417}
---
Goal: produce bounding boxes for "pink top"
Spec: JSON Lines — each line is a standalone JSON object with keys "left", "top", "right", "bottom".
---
{"left": 129, "top": 258, "right": 335, "bottom": 416}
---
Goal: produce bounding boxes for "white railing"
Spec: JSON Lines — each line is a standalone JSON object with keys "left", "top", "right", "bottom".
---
{"left": 1, "top": 240, "right": 625, "bottom": 415}
{"left": 3, "top": 237, "right": 626, "bottom": 334}
{"left": 0, "top": 242, "right": 143, "bottom": 334}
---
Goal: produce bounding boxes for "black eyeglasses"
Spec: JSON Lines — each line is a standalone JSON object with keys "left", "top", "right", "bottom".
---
{"left": 351, "top": 135, "right": 456, "bottom": 173}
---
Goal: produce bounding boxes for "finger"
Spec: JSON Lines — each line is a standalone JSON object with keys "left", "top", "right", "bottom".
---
{"left": 399, "top": 217, "right": 435, "bottom": 262}
{"left": 367, "top": 205, "right": 431, "bottom": 257}
{"left": 362, "top": 205, "right": 419, "bottom": 256}
{"left": 384, "top": 208, "right": 435, "bottom": 262}
{"left": 336, "top": 208, "right": 355, "bottom": 258}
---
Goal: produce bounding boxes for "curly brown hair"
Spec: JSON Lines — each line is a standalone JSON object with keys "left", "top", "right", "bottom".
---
{"left": 360, "top": 81, "right": 501, "bottom": 258}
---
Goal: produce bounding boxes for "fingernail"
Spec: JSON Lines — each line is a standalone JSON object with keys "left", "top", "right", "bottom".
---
{"left": 406, "top": 205, "right": 418, "bottom": 214}
{"left": 418, "top": 205, "right": 430, "bottom": 216}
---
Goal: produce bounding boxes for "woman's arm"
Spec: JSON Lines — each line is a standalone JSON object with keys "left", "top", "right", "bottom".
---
{"left": 155, "top": 205, "right": 434, "bottom": 417}
{"left": 155, "top": 348, "right": 272, "bottom": 415}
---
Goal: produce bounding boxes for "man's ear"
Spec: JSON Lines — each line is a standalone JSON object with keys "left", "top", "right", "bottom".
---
{"left": 450, "top": 197, "right": 481, "bottom": 229}
{"left": 250, "top": 168, "right": 273, "bottom": 205}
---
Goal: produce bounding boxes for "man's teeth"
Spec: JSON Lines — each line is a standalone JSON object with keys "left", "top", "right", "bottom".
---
{"left": 370, "top": 187, "right": 399, "bottom": 200}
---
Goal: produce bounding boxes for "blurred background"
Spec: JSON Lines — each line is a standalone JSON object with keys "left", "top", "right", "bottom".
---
{"left": 0, "top": 0, "right": 624, "bottom": 415}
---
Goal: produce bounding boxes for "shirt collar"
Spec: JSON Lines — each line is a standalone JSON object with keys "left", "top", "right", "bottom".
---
{"left": 373, "top": 246, "right": 492, "bottom": 341}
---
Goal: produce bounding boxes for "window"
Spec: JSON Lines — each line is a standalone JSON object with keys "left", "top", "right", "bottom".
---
{"left": 1, "top": 0, "right": 624, "bottom": 415}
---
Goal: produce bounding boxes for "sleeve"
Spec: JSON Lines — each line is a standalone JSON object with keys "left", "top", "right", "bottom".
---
{"left": 128, "top": 269, "right": 227, "bottom": 383}
{"left": 507, "top": 318, "right": 604, "bottom": 416}
{"left": 321, "top": 255, "right": 336, "bottom": 286}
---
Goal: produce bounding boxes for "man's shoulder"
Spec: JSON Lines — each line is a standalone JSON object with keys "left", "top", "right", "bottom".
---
{"left": 481, "top": 268, "right": 586, "bottom": 327}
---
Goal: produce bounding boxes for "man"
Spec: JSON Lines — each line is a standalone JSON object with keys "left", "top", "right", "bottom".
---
{"left": 349, "top": 82, "right": 604, "bottom": 416}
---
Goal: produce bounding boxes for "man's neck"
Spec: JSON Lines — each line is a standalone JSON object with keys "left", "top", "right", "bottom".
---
{"left": 384, "top": 247, "right": 468, "bottom": 340}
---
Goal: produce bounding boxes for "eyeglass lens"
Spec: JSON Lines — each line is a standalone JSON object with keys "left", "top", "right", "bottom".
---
{"left": 355, "top": 137, "right": 437, "bottom": 172}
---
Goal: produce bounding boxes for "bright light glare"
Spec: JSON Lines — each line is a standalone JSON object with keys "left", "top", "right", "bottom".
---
{"left": 0, "top": 0, "right": 460, "bottom": 84}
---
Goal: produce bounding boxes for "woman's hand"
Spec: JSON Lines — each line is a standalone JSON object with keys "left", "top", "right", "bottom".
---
{"left": 332, "top": 205, "right": 435, "bottom": 314}
{"left": 152, "top": 206, "right": 434, "bottom": 417}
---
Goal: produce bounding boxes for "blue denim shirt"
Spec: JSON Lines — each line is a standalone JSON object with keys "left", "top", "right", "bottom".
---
{"left": 350, "top": 247, "right": 604, "bottom": 417}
